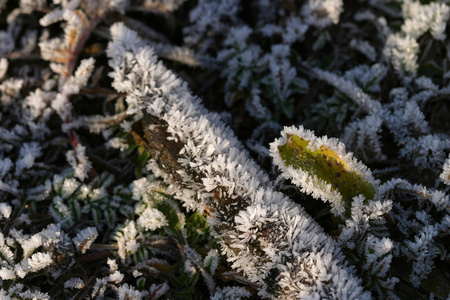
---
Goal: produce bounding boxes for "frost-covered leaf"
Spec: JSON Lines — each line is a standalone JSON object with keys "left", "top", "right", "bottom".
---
{"left": 0, "top": 203, "right": 12, "bottom": 220}
{"left": 440, "top": 154, "right": 450, "bottom": 186}
{"left": 271, "top": 125, "right": 376, "bottom": 217}
{"left": 15, "top": 252, "right": 53, "bottom": 278}
{"left": 136, "top": 207, "right": 168, "bottom": 231}
{"left": 73, "top": 227, "right": 98, "bottom": 254}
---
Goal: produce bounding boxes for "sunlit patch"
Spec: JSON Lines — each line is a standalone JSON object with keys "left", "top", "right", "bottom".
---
{"left": 271, "top": 126, "right": 376, "bottom": 217}
{"left": 278, "top": 133, "right": 375, "bottom": 204}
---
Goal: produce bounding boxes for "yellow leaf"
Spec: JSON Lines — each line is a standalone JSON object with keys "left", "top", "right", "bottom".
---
{"left": 272, "top": 126, "right": 376, "bottom": 217}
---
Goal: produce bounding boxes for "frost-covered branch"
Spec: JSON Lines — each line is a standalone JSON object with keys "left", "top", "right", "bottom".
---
{"left": 107, "top": 22, "right": 370, "bottom": 299}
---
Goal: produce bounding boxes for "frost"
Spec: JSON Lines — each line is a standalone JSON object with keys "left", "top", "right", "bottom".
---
{"left": 107, "top": 23, "right": 370, "bottom": 299}
{"left": 440, "top": 154, "right": 450, "bottom": 186}
{"left": 136, "top": 207, "right": 168, "bottom": 231}
{"left": 384, "top": 33, "right": 419, "bottom": 77}
{"left": 204, "top": 249, "right": 219, "bottom": 274}
{"left": 0, "top": 267, "right": 15, "bottom": 280}
{"left": 15, "top": 252, "right": 53, "bottom": 278}
{"left": 350, "top": 39, "right": 377, "bottom": 62}
{"left": 0, "top": 31, "right": 14, "bottom": 56}
{"left": 283, "top": 17, "right": 308, "bottom": 44}
{"left": 0, "top": 203, "right": 12, "bottom": 220}
{"left": 271, "top": 125, "right": 377, "bottom": 217}
{"left": 148, "top": 282, "right": 169, "bottom": 299}
{"left": 0, "top": 78, "right": 23, "bottom": 106}
{"left": 302, "top": 0, "right": 343, "bottom": 28}
{"left": 1, "top": 0, "right": 450, "bottom": 298}
{"left": 312, "top": 67, "right": 382, "bottom": 113}
{"left": 19, "top": 234, "right": 43, "bottom": 258}
{"left": 73, "top": 227, "right": 98, "bottom": 254}
{"left": 0, "top": 284, "right": 50, "bottom": 300}
{"left": 64, "top": 277, "right": 85, "bottom": 289}
{"left": 0, "top": 58, "right": 7, "bottom": 80}
{"left": 66, "top": 144, "right": 93, "bottom": 181}
{"left": 402, "top": 0, "right": 450, "bottom": 40}
{"left": 211, "top": 286, "right": 251, "bottom": 300}
{"left": 183, "top": 0, "right": 240, "bottom": 51}
{"left": 116, "top": 221, "right": 141, "bottom": 261}
{"left": 118, "top": 283, "right": 142, "bottom": 300}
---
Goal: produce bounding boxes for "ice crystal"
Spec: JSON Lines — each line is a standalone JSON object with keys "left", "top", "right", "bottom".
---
{"left": 2, "top": 0, "right": 450, "bottom": 298}
{"left": 106, "top": 23, "right": 370, "bottom": 299}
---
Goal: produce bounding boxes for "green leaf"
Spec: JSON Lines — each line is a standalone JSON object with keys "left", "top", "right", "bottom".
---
{"left": 137, "top": 278, "right": 146, "bottom": 291}
{"left": 70, "top": 200, "right": 81, "bottom": 222}
{"left": 104, "top": 208, "right": 116, "bottom": 229}
{"left": 272, "top": 126, "right": 376, "bottom": 217}
{"left": 91, "top": 208, "right": 101, "bottom": 226}
{"left": 185, "top": 212, "right": 210, "bottom": 247}
{"left": 154, "top": 200, "right": 185, "bottom": 243}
